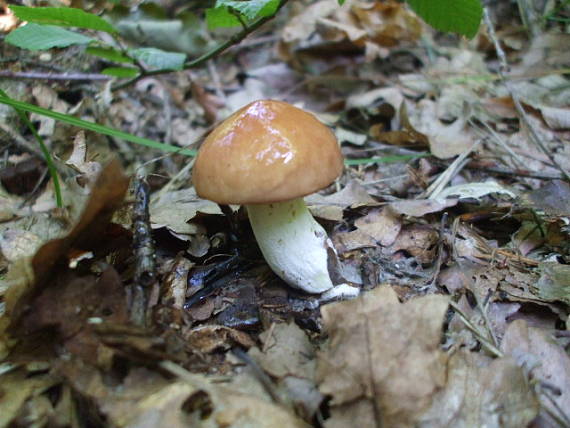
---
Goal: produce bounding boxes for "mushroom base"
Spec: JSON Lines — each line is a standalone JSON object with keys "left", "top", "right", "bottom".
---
{"left": 247, "top": 198, "right": 335, "bottom": 294}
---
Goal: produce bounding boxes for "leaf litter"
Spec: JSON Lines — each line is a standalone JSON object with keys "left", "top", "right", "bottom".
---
{"left": 1, "top": 1, "right": 570, "bottom": 427}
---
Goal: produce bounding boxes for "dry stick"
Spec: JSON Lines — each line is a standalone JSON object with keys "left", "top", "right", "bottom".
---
{"left": 0, "top": 71, "right": 111, "bottom": 81}
{"left": 483, "top": 7, "right": 570, "bottom": 182}
{"left": 112, "top": 0, "right": 290, "bottom": 92}
{"left": 470, "top": 119, "right": 526, "bottom": 168}
{"left": 424, "top": 139, "right": 483, "bottom": 200}
{"left": 464, "top": 164, "right": 564, "bottom": 180}
{"left": 448, "top": 300, "right": 504, "bottom": 358}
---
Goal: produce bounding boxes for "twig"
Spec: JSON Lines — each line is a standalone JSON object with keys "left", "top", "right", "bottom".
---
{"left": 130, "top": 177, "right": 156, "bottom": 328}
{"left": 470, "top": 119, "right": 526, "bottom": 168}
{"left": 464, "top": 164, "right": 564, "bottom": 180}
{"left": 112, "top": 0, "right": 290, "bottom": 91}
{"left": 0, "top": 70, "right": 111, "bottom": 81}
{"left": 483, "top": 7, "right": 570, "bottom": 182}
{"left": 424, "top": 139, "right": 483, "bottom": 200}
{"left": 449, "top": 300, "right": 504, "bottom": 358}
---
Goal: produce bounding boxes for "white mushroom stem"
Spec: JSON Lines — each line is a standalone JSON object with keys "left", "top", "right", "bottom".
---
{"left": 247, "top": 198, "right": 336, "bottom": 294}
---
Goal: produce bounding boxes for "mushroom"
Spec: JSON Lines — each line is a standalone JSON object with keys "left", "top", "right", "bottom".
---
{"left": 193, "top": 100, "right": 358, "bottom": 299}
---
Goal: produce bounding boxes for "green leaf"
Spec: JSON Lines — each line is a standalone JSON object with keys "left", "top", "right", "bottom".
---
{"left": 216, "top": 0, "right": 280, "bottom": 20}
{"left": 407, "top": 0, "right": 482, "bottom": 38}
{"left": 129, "top": 48, "right": 186, "bottom": 71}
{"left": 10, "top": 6, "right": 116, "bottom": 33}
{"left": 338, "top": 0, "right": 345, "bottom": 4}
{"left": 5, "top": 23, "right": 93, "bottom": 50}
{"left": 86, "top": 46, "right": 134, "bottom": 64}
{"left": 206, "top": 6, "right": 241, "bottom": 29}
{"left": 0, "top": 94, "right": 197, "bottom": 157}
{"left": 101, "top": 67, "right": 139, "bottom": 78}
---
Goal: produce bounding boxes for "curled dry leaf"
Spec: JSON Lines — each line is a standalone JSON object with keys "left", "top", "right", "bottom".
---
{"left": 410, "top": 100, "right": 476, "bottom": 159}
{"left": 184, "top": 325, "right": 255, "bottom": 354}
{"left": 3, "top": 159, "right": 129, "bottom": 330}
{"left": 317, "top": 286, "right": 449, "bottom": 428}
{"left": 65, "top": 131, "right": 102, "bottom": 188}
{"left": 0, "top": 369, "right": 60, "bottom": 427}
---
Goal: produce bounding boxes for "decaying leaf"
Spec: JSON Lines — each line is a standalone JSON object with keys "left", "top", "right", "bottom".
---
{"left": 354, "top": 207, "right": 401, "bottom": 246}
{"left": 317, "top": 286, "right": 449, "bottom": 427}
{"left": 502, "top": 320, "right": 570, "bottom": 426}
{"left": 307, "top": 180, "right": 377, "bottom": 221}
{"left": 65, "top": 131, "right": 102, "bottom": 187}
{"left": 3, "top": 159, "right": 129, "bottom": 332}
{"left": 150, "top": 188, "right": 222, "bottom": 238}
{"left": 419, "top": 350, "right": 539, "bottom": 428}
{"left": 250, "top": 322, "right": 315, "bottom": 380}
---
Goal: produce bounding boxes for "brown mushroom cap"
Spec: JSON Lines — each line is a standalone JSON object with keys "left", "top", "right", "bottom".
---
{"left": 192, "top": 100, "right": 343, "bottom": 205}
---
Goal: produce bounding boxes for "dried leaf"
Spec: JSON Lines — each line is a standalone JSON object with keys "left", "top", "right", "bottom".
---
{"left": 502, "top": 320, "right": 570, "bottom": 426}
{"left": 249, "top": 322, "right": 315, "bottom": 379}
{"left": 4, "top": 159, "right": 129, "bottom": 328}
{"left": 354, "top": 207, "right": 401, "bottom": 246}
{"left": 317, "top": 286, "right": 449, "bottom": 428}
{"left": 419, "top": 350, "right": 539, "bottom": 427}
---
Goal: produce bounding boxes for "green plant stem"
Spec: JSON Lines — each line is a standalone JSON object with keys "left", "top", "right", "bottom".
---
{"left": 0, "top": 89, "right": 63, "bottom": 208}
{"left": 0, "top": 92, "right": 428, "bottom": 167}
{"left": 112, "top": 0, "right": 290, "bottom": 91}
{"left": 0, "top": 94, "right": 197, "bottom": 156}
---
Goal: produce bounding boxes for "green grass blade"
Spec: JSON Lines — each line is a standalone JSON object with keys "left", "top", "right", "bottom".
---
{"left": 0, "top": 89, "right": 63, "bottom": 207}
{"left": 0, "top": 95, "right": 197, "bottom": 157}
{"left": 344, "top": 154, "right": 429, "bottom": 166}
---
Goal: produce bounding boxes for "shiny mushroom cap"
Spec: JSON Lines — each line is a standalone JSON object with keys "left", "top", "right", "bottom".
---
{"left": 192, "top": 99, "right": 343, "bottom": 205}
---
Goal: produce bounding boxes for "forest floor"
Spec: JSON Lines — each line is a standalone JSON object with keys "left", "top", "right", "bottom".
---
{"left": 0, "top": 1, "right": 570, "bottom": 427}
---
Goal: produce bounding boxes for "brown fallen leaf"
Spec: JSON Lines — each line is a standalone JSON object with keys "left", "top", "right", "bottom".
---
{"left": 389, "top": 224, "right": 439, "bottom": 264}
{"left": 370, "top": 103, "right": 429, "bottom": 149}
{"left": 354, "top": 207, "right": 402, "bottom": 246}
{"left": 249, "top": 322, "right": 324, "bottom": 420}
{"left": 4, "top": 159, "right": 129, "bottom": 333}
{"left": 65, "top": 131, "right": 102, "bottom": 187}
{"left": 419, "top": 350, "right": 539, "bottom": 427}
{"left": 0, "top": 368, "right": 60, "bottom": 427}
{"left": 307, "top": 180, "right": 377, "bottom": 221}
{"left": 317, "top": 286, "right": 449, "bottom": 428}
{"left": 62, "top": 361, "right": 311, "bottom": 428}
{"left": 185, "top": 325, "right": 255, "bottom": 354}
{"left": 502, "top": 320, "right": 570, "bottom": 427}
{"left": 249, "top": 322, "right": 316, "bottom": 380}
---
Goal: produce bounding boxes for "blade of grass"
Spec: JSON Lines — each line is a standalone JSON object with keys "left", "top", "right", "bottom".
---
{"left": 0, "top": 94, "right": 197, "bottom": 156}
{"left": 0, "top": 89, "right": 63, "bottom": 208}
{"left": 344, "top": 154, "right": 429, "bottom": 166}
{"left": 0, "top": 93, "right": 429, "bottom": 168}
